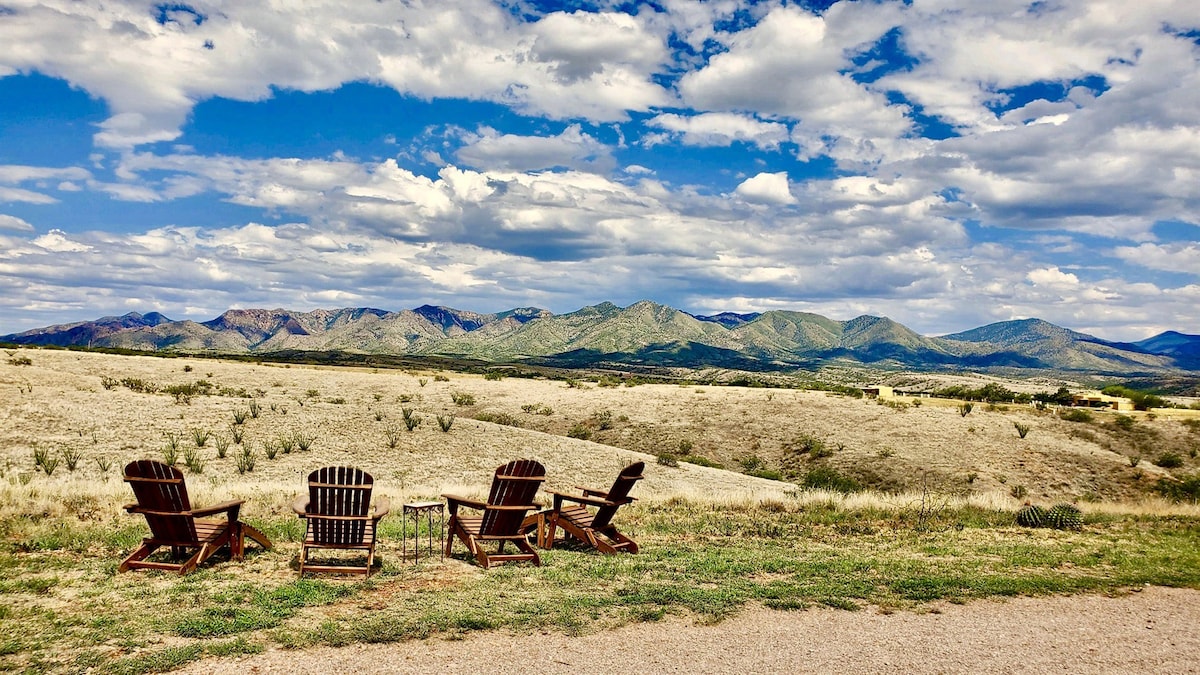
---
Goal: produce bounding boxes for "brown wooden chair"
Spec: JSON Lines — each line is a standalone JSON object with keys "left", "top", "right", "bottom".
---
{"left": 544, "top": 461, "right": 644, "bottom": 554}
{"left": 120, "top": 459, "right": 272, "bottom": 575}
{"left": 443, "top": 459, "right": 545, "bottom": 568}
{"left": 292, "top": 466, "right": 389, "bottom": 576}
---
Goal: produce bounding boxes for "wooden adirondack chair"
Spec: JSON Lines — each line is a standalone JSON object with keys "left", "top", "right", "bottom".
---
{"left": 443, "top": 459, "right": 545, "bottom": 568}
{"left": 545, "top": 461, "right": 644, "bottom": 554}
{"left": 292, "top": 466, "right": 389, "bottom": 576}
{"left": 120, "top": 459, "right": 272, "bottom": 575}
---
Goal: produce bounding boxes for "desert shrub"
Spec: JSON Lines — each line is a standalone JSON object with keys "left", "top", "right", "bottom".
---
{"left": 8, "top": 355, "right": 32, "bottom": 366}
{"left": 214, "top": 434, "right": 230, "bottom": 458}
{"left": 1154, "top": 473, "right": 1200, "bottom": 503}
{"left": 191, "top": 428, "right": 211, "bottom": 447}
{"left": 678, "top": 439, "right": 694, "bottom": 454}
{"left": 1128, "top": 455, "right": 1142, "bottom": 467}
{"left": 230, "top": 425, "right": 245, "bottom": 445}
{"left": 1010, "top": 484, "right": 1028, "bottom": 499}
{"left": 434, "top": 375, "right": 449, "bottom": 382}
{"left": 656, "top": 452, "right": 679, "bottom": 467}
{"left": 327, "top": 397, "right": 347, "bottom": 405}
{"left": 483, "top": 371, "right": 505, "bottom": 381}
{"left": 1112, "top": 415, "right": 1136, "bottom": 432}
{"left": 235, "top": 447, "right": 256, "bottom": 474}
{"left": 61, "top": 447, "right": 83, "bottom": 472}
{"left": 1014, "top": 422, "right": 1031, "bottom": 439}
{"left": 95, "top": 457, "right": 112, "bottom": 474}
{"left": 402, "top": 409, "right": 423, "bottom": 431}
{"left": 162, "top": 432, "right": 181, "bottom": 465}
{"left": 374, "top": 411, "right": 385, "bottom": 422}
{"left": 800, "top": 467, "right": 862, "bottom": 493}
{"left": 164, "top": 383, "right": 201, "bottom": 404}
{"left": 782, "top": 433, "right": 826, "bottom": 456}
{"left": 437, "top": 415, "right": 455, "bottom": 432}
{"left": 1154, "top": 452, "right": 1184, "bottom": 469}
{"left": 681, "top": 455, "right": 722, "bottom": 468}
{"left": 294, "top": 432, "right": 313, "bottom": 452}
{"left": 1181, "top": 419, "right": 1200, "bottom": 433}
{"left": 262, "top": 441, "right": 279, "bottom": 460}
{"left": 1059, "top": 409, "right": 1093, "bottom": 423}
{"left": 183, "top": 447, "right": 205, "bottom": 473}
{"left": 475, "top": 411, "right": 520, "bottom": 427}
{"left": 567, "top": 424, "right": 592, "bottom": 440}
{"left": 418, "top": 378, "right": 429, "bottom": 387}
{"left": 399, "top": 394, "right": 413, "bottom": 403}
{"left": 232, "top": 409, "right": 248, "bottom": 425}
{"left": 736, "top": 455, "right": 782, "bottom": 480}
{"left": 248, "top": 400, "right": 262, "bottom": 418}
{"left": 958, "top": 402, "right": 973, "bottom": 417}
{"left": 383, "top": 424, "right": 402, "bottom": 449}
{"left": 592, "top": 410, "right": 614, "bottom": 430}
{"left": 450, "top": 391, "right": 476, "bottom": 406}
{"left": 121, "top": 377, "right": 158, "bottom": 393}
{"left": 277, "top": 433, "right": 295, "bottom": 454}
{"left": 100, "top": 376, "right": 119, "bottom": 390}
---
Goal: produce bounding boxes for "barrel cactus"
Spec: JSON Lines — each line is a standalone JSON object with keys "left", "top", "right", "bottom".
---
{"left": 1016, "top": 503, "right": 1048, "bottom": 528}
{"left": 1045, "top": 503, "right": 1083, "bottom": 530}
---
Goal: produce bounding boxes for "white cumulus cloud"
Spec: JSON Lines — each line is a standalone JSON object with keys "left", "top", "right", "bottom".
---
{"left": 735, "top": 172, "right": 796, "bottom": 205}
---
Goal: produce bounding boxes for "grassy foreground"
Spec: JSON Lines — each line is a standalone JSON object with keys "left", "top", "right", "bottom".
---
{"left": 3, "top": 491, "right": 1200, "bottom": 674}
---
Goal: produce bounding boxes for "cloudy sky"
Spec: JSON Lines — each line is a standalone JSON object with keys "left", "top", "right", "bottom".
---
{"left": 2, "top": 0, "right": 1198, "bottom": 340}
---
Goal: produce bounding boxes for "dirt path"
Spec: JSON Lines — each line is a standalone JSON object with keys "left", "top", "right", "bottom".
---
{"left": 183, "top": 586, "right": 1200, "bottom": 674}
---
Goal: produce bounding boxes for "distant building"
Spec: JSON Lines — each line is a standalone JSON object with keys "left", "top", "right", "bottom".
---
{"left": 1070, "top": 390, "right": 1135, "bottom": 411}
{"left": 863, "top": 386, "right": 894, "bottom": 399}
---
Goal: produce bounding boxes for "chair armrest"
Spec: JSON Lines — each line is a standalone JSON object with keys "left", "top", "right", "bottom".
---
{"left": 552, "top": 491, "right": 614, "bottom": 509}
{"left": 373, "top": 495, "right": 391, "bottom": 521}
{"left": 291, "top": 495, "right": 310, "bottom": 516}
{"left": 578, "top": 486, "right": 610, "bottom": 498}
{"left": 190, "top": 500, "right": 245, "bottom": 518}
{"left": 442, "top": 493, "right": 486, "bottom": 517}
{"left": 442, "top": 493, "right": 487, "bottom": 509}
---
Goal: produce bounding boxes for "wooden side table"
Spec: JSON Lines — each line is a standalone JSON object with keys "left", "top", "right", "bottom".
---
{"left": 402, "top": 501, "right": 444, "bottom": 564}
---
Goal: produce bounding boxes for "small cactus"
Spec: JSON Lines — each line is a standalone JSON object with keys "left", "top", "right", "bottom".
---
{"left": 1045, "top": 503, "right": 1083, "bottom": 530}
{"left": 1016, "top": 502, "right": 1048, "bottom": 528}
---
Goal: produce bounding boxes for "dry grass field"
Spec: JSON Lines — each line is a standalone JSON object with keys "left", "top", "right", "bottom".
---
{"left": 2, "top": 347, "right": 1200, "bottom": 673}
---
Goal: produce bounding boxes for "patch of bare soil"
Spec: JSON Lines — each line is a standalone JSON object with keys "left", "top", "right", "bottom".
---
{"left": 181, "top": 586, "right": 1200, "bottom": 674}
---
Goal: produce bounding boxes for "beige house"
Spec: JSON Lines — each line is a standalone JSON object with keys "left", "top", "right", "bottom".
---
{"left": 1070, "top": 390, "right": 1135, "bottom": 411}
{"left": 863, "top": 386, "right": 894, "bottom": 399}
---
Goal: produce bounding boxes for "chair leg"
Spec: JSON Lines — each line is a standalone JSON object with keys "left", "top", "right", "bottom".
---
{"left": 543, "top": 513, "right": 559, "bottom": 550}
{"left": 231, "top": 523, "right": 245, "bottom": 561}
{"left": 118, "top": 541, "right": 158, "bottom": 572}
{"left": 241, "top": 523, "right": 273, "bottom": 550}
{"left": 514, "top": 536, "right": 541, "bottom": 566}
{"left": 178, "top": 545, "right": 210, "bottom": 575}
{"left": 444, "top": 518, "right": 459, "bottom": 557}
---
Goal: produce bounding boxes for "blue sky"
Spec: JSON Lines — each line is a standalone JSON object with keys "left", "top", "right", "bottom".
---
{"left": 1, "top": 0, "right": 1198, "bottom": 341}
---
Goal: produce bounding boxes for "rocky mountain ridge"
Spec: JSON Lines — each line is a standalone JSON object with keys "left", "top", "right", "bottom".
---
{"left": 5, "top": 301, "right": 1199, "bottom": 374}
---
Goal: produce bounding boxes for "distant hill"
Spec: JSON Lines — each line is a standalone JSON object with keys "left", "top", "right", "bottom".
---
{"left": 3, "top": 303, "right": 1194, "bottom": 375}
{"left": 1132, "top": 331, "right": 1200, "bottom": 370}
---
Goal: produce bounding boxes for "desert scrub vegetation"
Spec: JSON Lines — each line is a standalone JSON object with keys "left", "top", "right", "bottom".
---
{"left": 450, "top": 391, "right": 476, "bottom": 406}
{"left": 3, "top": 489, "right": 1200, "bottom": 673}
{"left": 473, "top": 411, "right": 521, "bottom": 428}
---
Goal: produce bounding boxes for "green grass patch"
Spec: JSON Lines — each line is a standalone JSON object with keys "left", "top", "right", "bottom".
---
{"left": 2, "top": 501, "right": 1200, "bottom": 672}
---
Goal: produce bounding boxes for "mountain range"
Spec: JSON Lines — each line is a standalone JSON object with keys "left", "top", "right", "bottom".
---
{"left": 4, "top": 301, "right": 1199, "bottom": 375}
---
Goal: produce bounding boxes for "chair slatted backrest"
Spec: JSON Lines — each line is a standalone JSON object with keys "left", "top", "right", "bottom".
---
{"left": 591, "top": 461, "right": 645, "bottom": 530}
{"left": 480, "top": 459, "right": 545, "bottom": 536}
{"left": 307, "top": 466, "right": 373, "bottom": 546}
{"left": 124, "top": 460, "right": 197, "bottom": 544}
